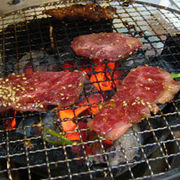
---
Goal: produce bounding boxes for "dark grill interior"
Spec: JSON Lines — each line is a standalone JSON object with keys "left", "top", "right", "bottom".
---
{"left": 0, "top": 0, "right": 180, "bottom": 179}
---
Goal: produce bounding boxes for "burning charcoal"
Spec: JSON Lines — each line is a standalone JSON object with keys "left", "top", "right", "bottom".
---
{"left": 2, "top": 6, "right": 180, "bottom": 179}
{"left": 15, "top": 111, "right": 58, "bottom": 138}
{"left": 108, "top": 125, "right": 142, "bottom": 166}
{"left": 42, "top": 111, "right": 58, "bottom": 130}
{"left": 42, "top": 111, "right": 76, "bottom": 145}
{"left": 15, "top": 50, "right": 58, "bottom": 74}
{"left": 16, "top": 113, "right": 41, "bottom": 137}
{"left": 77, "top": 79, "right": 102, "bottom": 102}
{"left": 88, "top": 125, "right": 142, "bottom": 167}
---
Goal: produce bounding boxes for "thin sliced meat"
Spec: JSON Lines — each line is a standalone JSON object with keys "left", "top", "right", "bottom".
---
{"left": 88, "top": 66, "right": 180, "bottom": 140}
{"left": 71, "top": 32, "right": 142, "bottom": 61}
{"left": 123, "top": 66, "right": 180, "bottom": 106}
{"left": 0, "top": 71, "right": 86, "bottom": 112}
{"left": 88, "top": 87, "right": 151, "bottom": 140}
{"left": 43, "top": 4, "right": 116, "bottom": 22}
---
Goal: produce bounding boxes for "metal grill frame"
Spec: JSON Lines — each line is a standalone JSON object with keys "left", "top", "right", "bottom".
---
{"left": 0, "top": 0, "right": 180, "bottom": 179}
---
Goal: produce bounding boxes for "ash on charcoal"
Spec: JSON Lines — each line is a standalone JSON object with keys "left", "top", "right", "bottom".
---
{"left": 16, "top": 113, "right": 41, "bottom": 137}
{"left": 108, "top": 125, "right": 142, "bottom": 167}
{"left": 15, "top": 50, "right": 59, "bottom": 73}
{"left": 120, "top": 34, "right": 180, "bottom": 74}
{"left": 120, "top": 34, "right": 180, "bottom": 72}
{"left": 16, "top": 111, "right": 58, "bottom": 138}
{"left": 88, "top": 125, "right": 142, "bottom": 167}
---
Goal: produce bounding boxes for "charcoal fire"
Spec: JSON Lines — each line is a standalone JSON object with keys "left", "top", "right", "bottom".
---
{"left": 57, "top": 84, "right": 103, "bottom": 142}
{"left": 1, "top": 2, "right": 180, "bottom": 179}
{"left": 8, "top": 111, "right": 16, "bottom": 130}
{"left": 62, "top": 59, "right": 124, "bottom": 92}
{"left": 16, "top": 111, "right": 57, "bottom": 138}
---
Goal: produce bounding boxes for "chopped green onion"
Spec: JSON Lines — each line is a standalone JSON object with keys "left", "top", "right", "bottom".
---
{"left": 171, "top": 73, "right": 180, "bottom": 79}
{"left": 43, "top": 128, "right": 75, "bottom": 145}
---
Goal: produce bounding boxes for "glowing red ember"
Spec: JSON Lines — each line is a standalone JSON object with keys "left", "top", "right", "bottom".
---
{"left": 8, "top": 111, "right": 17, "bottom": 129}
{"left": 58, "top": 93, "right": 103, "bottom": 141}
{"left": 90, "top": 60, "right": 123, "bottom": 91}
{"left": 63, "top": 60, "right": 123, "bottom": 91}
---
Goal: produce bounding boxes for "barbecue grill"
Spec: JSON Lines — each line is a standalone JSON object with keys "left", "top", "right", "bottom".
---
{"left": 0, "top": 0, "right": 180, "bottom": 179}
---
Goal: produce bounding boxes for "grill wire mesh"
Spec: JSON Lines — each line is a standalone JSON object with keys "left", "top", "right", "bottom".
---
{"left": 0, "top": 0, "right": 180, "bottom": 179}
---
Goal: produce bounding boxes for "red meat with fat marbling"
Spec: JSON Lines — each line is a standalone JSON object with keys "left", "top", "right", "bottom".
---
{"left": 0, "top": 71, "right": 86, "bottom": 112}
{"left": 88, "top": 66, "right": 180, "bottom": 140}
{"left": 71, "top": 32, "right": 142, "bottom": 61}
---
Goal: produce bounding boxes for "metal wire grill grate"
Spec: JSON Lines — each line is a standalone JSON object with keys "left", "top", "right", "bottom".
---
{"left": 0, "top": 0, "right": 180, "bottom": 179}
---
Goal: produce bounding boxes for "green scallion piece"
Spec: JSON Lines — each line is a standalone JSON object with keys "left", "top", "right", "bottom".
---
{"left": 43, "top": 128, "right": 74, "bottom": 145}
{"left": 171, "top": 73, "right": 180, "bottom": 79}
